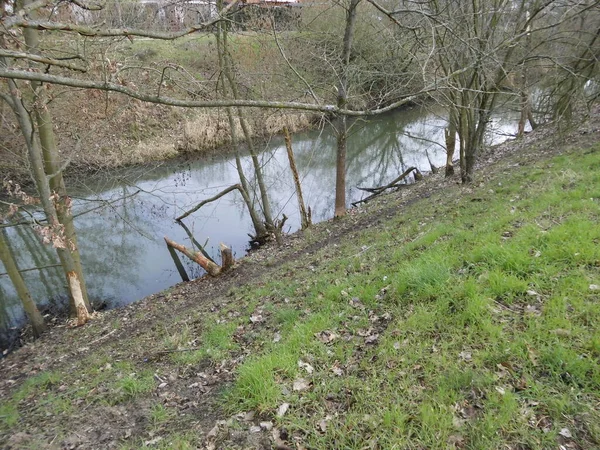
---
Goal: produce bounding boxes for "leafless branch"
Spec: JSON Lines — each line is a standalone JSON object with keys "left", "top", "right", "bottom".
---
{"left": 3, "top": 0, "right": 239, "bottom": 38}
{"left": 0, "top": 49, "right": 87, "bottom": 72}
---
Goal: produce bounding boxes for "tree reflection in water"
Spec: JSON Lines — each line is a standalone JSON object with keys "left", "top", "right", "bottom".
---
{"left": 1, "top": 103, "right": 523, "bottom": 349}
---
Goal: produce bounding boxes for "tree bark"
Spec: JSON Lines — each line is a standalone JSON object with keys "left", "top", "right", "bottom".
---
{"left": 0, "top": 228, "right": 46, "bottom": 337}
{"left": 14, "top": 0, "right": 91, "bottom": 311}
{"left": 166, "top": 243, "right": 190, "bottom": 282}
{"left": 219, "top": 243, "right": 234, "bottom": 271}
{"left": 215, "top": 14, "right": 268, "bottom": 240}
{"left": 444, "top": 109, "right": 457, "bottom": 177}
{"left": 67, "top": 271, "right": 90, "bottom": 325}
{"left": 334, "top": 0, "right": 361, "bottom": 218}
{"left": 219, "top": 16, "right": 276, "bottom": 238}
{"left": 2, "top": 71, "right": 89, "bottom": 321}
{"left": 164, "top": 237, "right": 222, "bottom": 276}
{"left": 283, "top": 127, "right": 310, "bottom": 229}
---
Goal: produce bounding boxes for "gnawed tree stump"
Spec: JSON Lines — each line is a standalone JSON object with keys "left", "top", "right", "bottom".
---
{"left": 220, "top": 243, "right": 234, "bottom": 271}
{"left": 164, "top": 237, "right": 234, "bottom": 277}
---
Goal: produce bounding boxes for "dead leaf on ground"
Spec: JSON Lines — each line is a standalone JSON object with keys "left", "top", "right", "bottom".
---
{"left": 458, "top": 351, "right": 472, "bottom": 362}
{"left": 293, "top": 378, "right": 311, "bottom": 392}
{"left": 331, "top": 362, "right": 344, "bottom": 376}
{"left": 318, "top": 415, "right": 332, "bottom": 433}
{"left": 447, "top": 434, "right": 465, "bottom": 448}
{"left": 364, "top": 334, "right": 379, "bottom": 344}
{"left": 559, "top": 428, "right": 572, "bottom": 438}
{"left": 357, "top": 328, "right": 374, "bottom": 337}
{"left": 526, "top": 344, "right": 539, "bottom": 366}
{"left": 276, "top": 403, "right": 290, "bottom": 418}
{"left": 260, "top": 421, "right": 273, "bottom": 431}
{"left": 298, "top": 360, "right": 314, "bottom": 374}
{"left": 349, "top": 297, "right": 365, "bottom": 309}
{"left": 249, "top": 314, "right": 263, "bottom": 323}
{"left": 315, "top": 330, "right": 338, "bottom": 344}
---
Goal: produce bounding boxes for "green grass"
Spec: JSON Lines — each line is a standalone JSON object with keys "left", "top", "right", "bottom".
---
{"left": 218, "top": 145, "right": 600, "bottom": 448}
{"left": 150, "top": 403, "right": 175, "bottom": 426}
{"left": 2, "top": 144, "right": 599, "bottom": 449}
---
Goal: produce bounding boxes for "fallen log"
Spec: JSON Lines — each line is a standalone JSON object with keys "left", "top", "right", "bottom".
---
{"left": 176, "top": 219, "right": 216, "bottom": 264}
{"left": 353, "top": 167, "right": 422, "bottom": 207}
{"left": 164, "top": 237, "right": 233, "bottom": 277}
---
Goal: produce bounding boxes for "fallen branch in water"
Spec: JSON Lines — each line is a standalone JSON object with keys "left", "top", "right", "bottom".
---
{"left": 352, "top": 167, "right": 421, "bottom": 206}
{"left": 176, "top": 220, "right": 215, "bottom": 264}
{"left": 175, "top": 184, "right": 241, "bottom": 222}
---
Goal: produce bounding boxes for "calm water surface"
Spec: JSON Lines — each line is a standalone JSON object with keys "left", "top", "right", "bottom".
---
{"left": 0, "top": 105, "right": 524, "bottom": 349}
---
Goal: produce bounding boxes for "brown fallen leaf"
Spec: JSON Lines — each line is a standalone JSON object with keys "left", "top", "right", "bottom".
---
{"left": 458, "top": 351, "right": 472, "bottom": 362}
{"left": 349, "top": 297, "right": 365, "bottom": 309}
{"left": 315, "top": 330, "right": 338, "bottom": 344}
{"left": 331, "top": 362, "right": 344, "bottom": 376}
{"left": 250, "top": 314, "right": 263, "bottom": 323}
{"left": 357, "top": 328, "right": 374, "bottom": 337}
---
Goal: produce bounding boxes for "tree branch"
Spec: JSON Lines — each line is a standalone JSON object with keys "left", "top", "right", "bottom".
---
{"left": 176, "top": 184, "right": 241, "bottom": 221}
{"left": 3, "top": 0, "right": 239, "bottom": 38}
{"left": 0, "top": 49, "right": 87, "bottom": 72}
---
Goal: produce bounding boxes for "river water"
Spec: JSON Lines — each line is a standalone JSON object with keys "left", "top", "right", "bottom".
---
{"left": 0, "top": 104, "right": 524, "bottom": 349}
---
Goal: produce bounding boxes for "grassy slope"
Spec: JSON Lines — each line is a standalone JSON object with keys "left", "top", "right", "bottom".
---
{"left": 1, "top": 129, "right": 599, "bottom": 449}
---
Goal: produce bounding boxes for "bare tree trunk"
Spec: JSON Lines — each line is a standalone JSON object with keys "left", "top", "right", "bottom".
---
{"left": 20, "top": 0, "right": 90, "bottom": 310}
{"left": 334, "top": 0, "right": 361, "bottom": 218}
{"left": 219, "top": 243, "right": 234, "bottom": 271}
{"left": 221, "top": 20, "right": 276, "bottom": 237}
{"left": 335, "top": 117, "right": 348, "bottom": 218}
{"left": 3, "top": 75, "right": 89, "bottom": 323}
{"left": 283, "top": 127, "right": 310, "bottom": 229}
{"left": 215, "top": 16, "right": 267, "bottom": 241}
{"left": 166, "top": 242, "right": 190, "bottom": 282}
{"left": 445, "top": 110, "right": 456, "bottom": 177}
{"left": 0, "top": 228, "right": 46, "bottom": 337}
{"left": 215, "top": 14, "right": 268, "bottom": 241}
{"left": 517, "top": 89, "right": 528, "bottom": 138}
{"left": 458, "top": 109, "right": 467, "bottom": 181}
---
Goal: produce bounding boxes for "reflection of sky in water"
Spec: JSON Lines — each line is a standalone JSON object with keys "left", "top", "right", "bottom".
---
{"left": 0, "top": 104, "right": 526, "bottom": 345}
